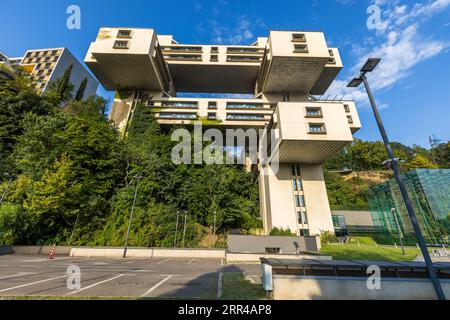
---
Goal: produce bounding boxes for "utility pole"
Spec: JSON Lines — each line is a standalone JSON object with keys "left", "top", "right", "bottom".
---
{"left": 182, "top": 213, "right": 187, "bottom": 248}
{"left": 123, "top": 175, "right": 142, "bottom": 258}
{"left": 173, "top": 212, "right": 180, "bottom": 248}
{"left": 391, "top": 208, "right": 405, "bottom": 255}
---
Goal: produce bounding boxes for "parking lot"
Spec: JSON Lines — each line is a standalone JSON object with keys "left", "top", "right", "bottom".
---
{"left": 0, "top": 255, "right": 262, "bottom": 299}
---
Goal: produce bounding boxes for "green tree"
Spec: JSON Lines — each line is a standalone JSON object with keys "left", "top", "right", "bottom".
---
{"left": 74, "top": 77, "right": 88, "bottom": 101}
{"left": 56, "top": 64, "right": 73, "bottom": 100}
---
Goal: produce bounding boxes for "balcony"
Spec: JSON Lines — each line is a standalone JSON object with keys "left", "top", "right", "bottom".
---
{"left": 161, "top": 101, "right": 198, "bottom": 108}
{"left": 226, "top": 55, "right": 262, "bottom": 63}
{"left": 164, "top": 54, "right": 202, "bottom": 61}
{"left": 226, "top": 102, "right": 264, "bottom": 109}
{"left": 226, "top": 113, "right": 266, "bottom": 121}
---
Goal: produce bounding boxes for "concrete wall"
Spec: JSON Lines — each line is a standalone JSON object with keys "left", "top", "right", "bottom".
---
{"left": 331, "top": 210, "right": 374, "bottom": 227}
{"left": 226, "top": 253, "right": 331, "bottom": 264}
{"left": 70, "top": 247, "right": 226, "bottom": 259}
{"left": 228, "top": 235, "right": 321, "bottom": 254}
{"left": 0, "top": 246, "right": 73, "bottom": 256}
{"left": 272, "top": 275, "right": 450, "bottom": 300}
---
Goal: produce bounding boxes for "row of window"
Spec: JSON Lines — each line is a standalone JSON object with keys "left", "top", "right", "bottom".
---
{"left": 158, "top": 112, "right": 197, "bottom": 120}
{"left": 226, "top": 114, "right": 265, "bottom": 121}
{"left": 291, "top": 164, "right": 310, "bottom": 233}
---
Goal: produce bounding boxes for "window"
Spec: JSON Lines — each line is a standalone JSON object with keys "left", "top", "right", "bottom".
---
{"left": 207, "top": 112, "right": 217, "bottom": 120}
{"left": 226, "top": 114, "right": 265, "bottom": 121}
{"left": 300, "top": 229, "right": 310, "bottom": 237}
{"left": 265, "top": 248, "right": 282, "bottom": 254}
{"left": 344, "top": 104, "right": 350, "bottom": 113}
{"left": 328, "top": 49, "right": 334, "bottom": 57}
{"left": 347, "top": 115, "right": 354, "bottom": 124}
{"left": 293, "top": 44, "right": 309, "bottom": 53}
{"left": 208, "top": 102, "right": 217, "bottom": 109}
{"left": 309, "top": 123, "right": 326, "bottom": 134}
{"left": 293, "top": 179, "right": 302, "bottom": 192}
{"left": 292, "top": 33, "right": 306, "bottom": 42}
{"left": 295, "top": 195, "right": 305, "bottom": 208}
{"left": 298, "top": 211, "right": 308, "bottom": 225}
{"left": 305, "top": 107, "right": 323, "bottom": 118}
{"left": 113, "top": 40, "right": 129, "bottom": 49}
{"left": 210, "top": 55, "right": 218, "bottom": 62}
{"left": 162, "top": 101, "right": 198, "bottom": 108}
{"left": 211, "top": 47, "right": 219, "bottom": 53}
{"left": 158, "top": 112, "right": 197, "bottom": 120}
{"left": 117, "top": 30, "right": 132, "bottom": 38}
{"left": 291, "top": 164, "right": 301, "bottom": 176}
{"left": 227, "top": 102, "right": 262, "bottom": 109}
{"left": 226, "top": 55, "right": 261, "bottom": 62}
{"left": 328, "top": 58, "right": 336, "bottom": 64}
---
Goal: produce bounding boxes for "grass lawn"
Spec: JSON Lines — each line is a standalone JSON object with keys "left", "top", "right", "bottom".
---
{"left": 220, "top": 272, "right": 268, "bottom": 300}
{"left": 319, "top": 243, "right": 422, "bottom": 261}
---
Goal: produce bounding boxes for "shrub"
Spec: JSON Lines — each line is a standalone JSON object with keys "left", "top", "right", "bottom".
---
{"left": 269, "top": 227, "right": 296, "bottom": 237}
{"left": 320, "top": 230, "right": 338, "bottom": 244}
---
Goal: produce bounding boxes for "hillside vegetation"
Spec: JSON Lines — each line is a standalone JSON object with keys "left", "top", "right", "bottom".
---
{"left": 0, "top": 75, "right": 260, "bottom": 247}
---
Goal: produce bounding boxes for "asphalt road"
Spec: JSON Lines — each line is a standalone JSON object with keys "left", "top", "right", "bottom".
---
{"left": 0, "top": 255, "right": 262, "bottom": 299}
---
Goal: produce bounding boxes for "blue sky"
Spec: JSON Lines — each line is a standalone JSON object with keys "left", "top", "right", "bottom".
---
{"left": 1, "top": 0, "right": 449, "bottom": 147}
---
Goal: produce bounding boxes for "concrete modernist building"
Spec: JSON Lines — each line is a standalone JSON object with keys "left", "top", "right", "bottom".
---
{"left": 19, "top": 48, "right": 98, "bottom": 98}
{"left": 85, "top": 27, "right": 362, "bottom": 236}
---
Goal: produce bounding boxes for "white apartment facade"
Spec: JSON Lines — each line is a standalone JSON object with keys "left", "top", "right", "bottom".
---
{"left": 20, "top": 47, "right": 98, "bottom": 98}
{"left": 85, "top": 27, "right": 362, "bottom": 236}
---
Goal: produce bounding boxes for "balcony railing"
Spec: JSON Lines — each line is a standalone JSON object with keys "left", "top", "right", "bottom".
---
{"left": 158, "top": 112, "right": 198, "bottom": 120}
{"left": 164, "top": 54, "right": 202, "bottom": 61}
{"left": 226, "top": 55, "right": 262, "bottom": 62}
{"left": 226, "top": 102, "right": 264, "bottom": 109}
{"left": 226, "top": 113, "right": 266, "bottom": 121}
{"left": 161, "top": 101, "right": 199, "bottom": 108}
{"left": 162, "top": 46, "right": 203, "bottom": 53}
{"left": 226, "top": 47, "right": 264, "bottom": 54}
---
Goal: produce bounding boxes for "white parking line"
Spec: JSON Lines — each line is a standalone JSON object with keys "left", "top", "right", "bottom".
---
{"left": 0, "top": 272, "right": 37, "bottom": 280}
{"left": 157, "top": 258, "right": 171, "bottom": 264}
{"left": 67, "top": 274, "right": 125, "bottom": 296}
{"left": 0, "top": 275, "right": 69, "bottom": 293}
{"left": 187, "top": 259, "right": 195, "bottom": 265}
{"left": 140, "top": 275, "right": 172, "bottom": 297}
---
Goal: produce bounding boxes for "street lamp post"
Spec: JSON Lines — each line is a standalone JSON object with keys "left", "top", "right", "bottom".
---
{"left": 347, "top": 58, "right": 446, "bottom": 300}
{"left": 174, "top": 211, "right": 180, "bottom": 248}
{"left": 123, "top": 175, "right": 142, "bottom": 259}
{"left": 182, "top": 212, "right": 187, "bottom": 248}
{"left": 0, "top": 174, "right": 13, "bottom": 206}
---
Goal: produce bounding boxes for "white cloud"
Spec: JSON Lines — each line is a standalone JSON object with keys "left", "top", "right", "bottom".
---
{"left": 211, "top": 18, "right": 255, "bottom": 45}
{"left": 326, "top": 0, "right": 450, "bottom": 107}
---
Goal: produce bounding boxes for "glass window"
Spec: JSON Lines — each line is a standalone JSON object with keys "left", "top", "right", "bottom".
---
{"left": 113, "top": 40, "right": 129, "bottom": 49}
{"left": 306, "top": 107, "right": 322, "bottom": 118}
{"left": 117, "top": 30, "right": 132, "bottom": 38}
{"left": 309, "top": 123, "right": 326, "bottom": 134}
{"left": 300, "top": 229, "right": 310, "bottom": 237}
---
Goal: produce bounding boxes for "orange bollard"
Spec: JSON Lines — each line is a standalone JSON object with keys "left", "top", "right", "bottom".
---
{"left": 49, "top": 244, "right": 56, "bottom": 260}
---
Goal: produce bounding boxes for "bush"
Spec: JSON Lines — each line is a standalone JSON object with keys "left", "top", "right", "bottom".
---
{"left": 320, "top": 230, "right": 338, "bottom": 244}
{"left": 269, "top": 227, "right": 296, "bottom": 237}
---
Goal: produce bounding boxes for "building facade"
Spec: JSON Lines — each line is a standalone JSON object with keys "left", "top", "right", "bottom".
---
{"left": 367, "top": 169, "right": 450, "bottom": 244}
{"left": 19, "top": 47, "right": 98, "bottom": 98}
{"left": 85, "top": 27, "right": 362, "bottom": 236}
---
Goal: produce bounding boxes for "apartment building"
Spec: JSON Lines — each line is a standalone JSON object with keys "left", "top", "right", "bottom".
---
{"left": 85, "top": 27, "right": 362, "bottom": 236}
{"left": 19, "top": 47, "right": 98, "bottom": 98}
